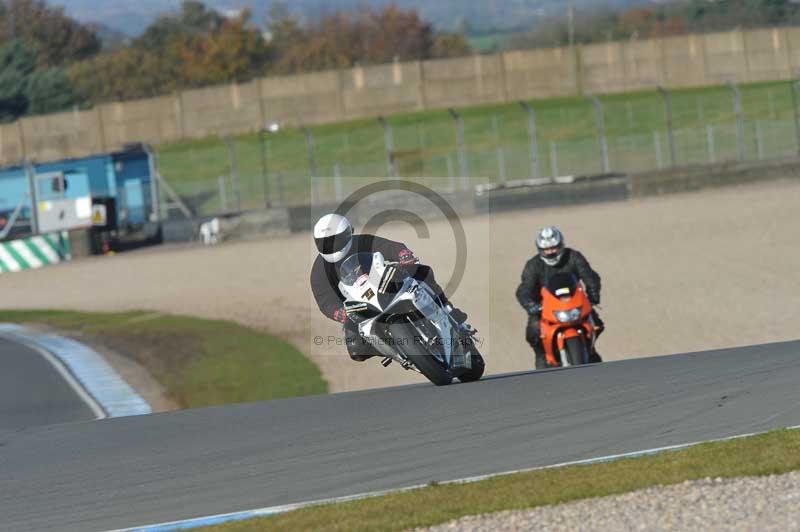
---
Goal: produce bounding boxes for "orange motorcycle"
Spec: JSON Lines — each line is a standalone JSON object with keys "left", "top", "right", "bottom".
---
{"left": 539, "top": 273, "right": 598, "bottom": 367}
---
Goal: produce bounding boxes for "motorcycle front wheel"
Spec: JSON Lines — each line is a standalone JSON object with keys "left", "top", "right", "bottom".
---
{"left": 390, "top": 322, "right": 453, "bottom": 386}
{"left": 457, "top": 339, "right": 485, "bottom": 383}
{"left": 565, "top": 336, "right": 590, "bottom": 366}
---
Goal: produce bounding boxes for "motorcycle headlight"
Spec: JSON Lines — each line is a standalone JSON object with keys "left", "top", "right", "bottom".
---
{"left": 554, "top": 308, "right": 582, "bottom": 323}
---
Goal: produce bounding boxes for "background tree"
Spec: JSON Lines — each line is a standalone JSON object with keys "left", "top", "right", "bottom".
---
{"left": 0, "top": 0, "right": 100, "bottom": 67}
{"left": 134, "top": 0, "right": 225, "bottom": 52}
{"left": 432, "top": 32, "right": 472, "bottom": 58}
{"left": 26, "top": 67, "right": 74, "bottom": 114}
{"left": 68, "top": 47, "right": 173, "bottom": 104}
{"left": 0, "top": 39, "right": 76, "bottom": 122}
{"left": 271, "top": 5, "right": 469, "bottom": 74}
{"left": 178, "top": 10, "right": 271, "bottom": 86}
{"left": 0, "top": 40, "right": 36, "bottom": 121}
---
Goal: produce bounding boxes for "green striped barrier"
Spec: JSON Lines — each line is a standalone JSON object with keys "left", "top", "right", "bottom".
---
{"left": 0, "top": 232, "right": 71, "bottom": 273}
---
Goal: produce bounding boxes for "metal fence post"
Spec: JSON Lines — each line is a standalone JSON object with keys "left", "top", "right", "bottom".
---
{"left": 276, "top": 173, "right": 286, "bottom": 206}
{"left": 258, "top": 129, "right": 271, "bottom": 208}
{"left": 334, "top": 163, "right": 344, "bottom": 201}
{"left": 657, "top": 86, "right": 677, "bottom": 167}
{"left": 221, "top": 135, "right": 241, "bottom": 212}
{"left": 378, "top": 116, "right": 397, "bottom": 178}
{"left": 302, "top": 127, "right": 319, "bottom": 204}
{"left": 726, "top": 81, "right": 746, "bottom": 161}
{"left": 446, "top": 154, "right": 456, "bottom": 191}
{"left": 520, "top": 101, "right": 539, "bottom": 179}
{"left": 549, "top": 141, "right": 559, "bottom": 178}
{"left": 653, "top": 131, "right": 663, "bottom": 169}
{"left": 706, "top": 125, "right": 716, "bottom": 163}
{"left": 259, "top": 123, "right": 280, "bottom": 207}
{"left": 588, "top": 95, "right": 610, "bottom": 173}
{"left": 143, "top": 144, "right": 161, "bottom": 223}
{"left": 448, "top": 108, "right": 469, "bottom": 189}
{"left": 790, "top": 80, "right": 800, "bottom": 155}
{"left": 24, "top": 161, "right": 39, "bottom": 235}
{"left": 491, "top": 115, "right": 506, "bottom": 183}
{"left": 218, "top": 175, "right": 228, "bottom": 212}
{"left": 755, "top": 121, "right": 764, "bottom": 160}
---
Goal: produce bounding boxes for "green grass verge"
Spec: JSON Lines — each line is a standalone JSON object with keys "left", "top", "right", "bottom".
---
{"left": 157, "top": 79, "right": 800, "bottom": 212}
{"left": 0, "top": 309, "right": 327, "bottom": 408}
{"left": 200, "top": 428, "right": 800, "bottom": 531}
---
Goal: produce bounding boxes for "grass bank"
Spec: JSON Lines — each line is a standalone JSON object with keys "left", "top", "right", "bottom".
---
{"left": 0, "top": 309, "right": 327, "bottom": 408}
{"left": 201, "top": 428, "right": 800, "bottom": 531}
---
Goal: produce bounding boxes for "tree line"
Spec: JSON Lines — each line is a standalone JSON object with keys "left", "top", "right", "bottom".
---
{"left": 512, "top": 0, "right": 800, "bottom": 49}
{"left": 0, "top": 0, "right": 471, "bottom": 122}
{"left": 4, "top": 0, "right": 800, "bottom": 123}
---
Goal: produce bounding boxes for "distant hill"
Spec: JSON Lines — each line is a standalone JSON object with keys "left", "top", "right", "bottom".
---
{"left": 53, "top": 0, "right": 655, "bottom": 37}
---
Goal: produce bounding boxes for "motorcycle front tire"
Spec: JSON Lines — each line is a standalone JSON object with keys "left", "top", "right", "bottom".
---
{"left": 390, "top": 322, "right": 453, "bottom": 386}
{"left": 565, "top": 336, "right": 590, "bottom": 366}
{"left": 457, "top": 341, "right": 485, "bottom": 383}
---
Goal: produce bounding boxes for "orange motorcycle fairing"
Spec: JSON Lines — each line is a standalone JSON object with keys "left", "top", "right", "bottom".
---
{"left": 539, "top": 281, "right": 595, "bottom": 367}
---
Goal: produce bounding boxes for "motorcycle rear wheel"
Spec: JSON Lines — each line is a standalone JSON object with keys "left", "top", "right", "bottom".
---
{"left": 391, "top": 323, "right": 453, "bottom": 386}
{"left": 565, "top": 336, "right": 590, "bottom": 366}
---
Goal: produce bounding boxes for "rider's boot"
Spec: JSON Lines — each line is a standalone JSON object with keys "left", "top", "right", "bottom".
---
{"left": 445, "top": 304, "right": 468, "bottom": 324}
{"left": 589, "top": 348, "right": 603, "bottom": 363}
{"left": 440, "top": 298, "right": 471, "bottom": 329}
{"left": 533, "top": 343, "right": 549, "bottom": 370}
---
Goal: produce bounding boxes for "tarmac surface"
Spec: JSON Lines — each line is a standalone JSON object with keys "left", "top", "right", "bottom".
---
{"left": 0, "top": 337, "right": 94, "bottom": 431}
{"left": 1, "top": 340, "right": 799, "bottom": 531}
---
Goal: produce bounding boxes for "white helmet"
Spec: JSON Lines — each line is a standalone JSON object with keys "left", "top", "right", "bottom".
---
{"left": 536, "top": 226, "right": 565, "bottom": 266}
{"left": 314, "top": 214, "right": 353, "bottom": 263}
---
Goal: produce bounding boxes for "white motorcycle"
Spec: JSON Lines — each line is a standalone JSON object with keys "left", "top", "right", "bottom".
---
{"left": 338, "top": 252, "right": 485, "bottom": 386}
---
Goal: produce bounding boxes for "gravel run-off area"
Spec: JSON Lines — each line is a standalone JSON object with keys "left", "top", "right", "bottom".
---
{"left": 422, "top": 471, "right": 800, "bottom": 532}
{"left": 1, "top": 179, "right": 799, "bottom": 392}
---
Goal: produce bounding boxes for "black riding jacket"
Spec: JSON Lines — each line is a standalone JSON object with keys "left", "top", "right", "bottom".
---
{"left": 515, "top": 248, "right": 602, "bottom": 310}
{"left": 311, "top": 234, "right": 414, "bottom": 321}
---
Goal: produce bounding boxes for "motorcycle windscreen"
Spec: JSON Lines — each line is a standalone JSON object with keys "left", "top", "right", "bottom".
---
{"left": 544, "top": 272, "right": 579, "bottom": 298}
{"left": 338, "top": 252, "right": 375, "bottom": 286}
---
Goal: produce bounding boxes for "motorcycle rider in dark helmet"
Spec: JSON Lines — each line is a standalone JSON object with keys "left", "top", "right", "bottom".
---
{"left": 310, "top": 213, "right": 469, "bottom": 362}
{"left": 515, "top": 226, "right": 605, "bottom": 369}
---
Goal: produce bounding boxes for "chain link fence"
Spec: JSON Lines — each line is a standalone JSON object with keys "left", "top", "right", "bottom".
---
{"left": 158, "top": 81, "right": 800, "bottom": 217}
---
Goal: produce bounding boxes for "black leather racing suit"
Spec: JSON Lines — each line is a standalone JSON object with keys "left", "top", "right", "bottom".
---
{"left": 311, "top": 234, "right": 448, "bottom": 361}
{"left": 515, "top": 248, "right": 603, "bottom": 366}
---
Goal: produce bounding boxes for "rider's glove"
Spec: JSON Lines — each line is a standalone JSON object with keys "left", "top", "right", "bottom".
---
{"left": 397, "top": 248, "right": 419, "bottom": 267}
{"left": 332, "top": 307, "right": 348, "bottom": 324}
{"left": 526, "top": 303, "right": 542, "bottom": 315}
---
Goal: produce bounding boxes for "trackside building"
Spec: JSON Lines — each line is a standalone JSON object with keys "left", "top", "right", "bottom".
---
{"left": 0, "top": 144, "right": 161, "bottom": 270}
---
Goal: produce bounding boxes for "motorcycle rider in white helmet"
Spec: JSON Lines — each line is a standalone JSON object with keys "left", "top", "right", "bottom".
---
{"left": 516, "top": 226, "right": 604, "bottom": 369}
{"left": 310, "top": 213, "right": 469, "bottom": 362}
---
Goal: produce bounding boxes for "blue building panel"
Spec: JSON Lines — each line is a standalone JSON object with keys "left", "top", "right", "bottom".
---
{"left": 0, "top": 146, "right": 155, "bottom": 236}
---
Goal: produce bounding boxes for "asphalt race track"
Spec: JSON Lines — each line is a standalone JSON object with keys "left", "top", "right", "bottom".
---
{"left": 2, "top": 341, "right": 800, "bottom": 531}
{"left": 0, "top": 337, "right": 95, "bottom": 431}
